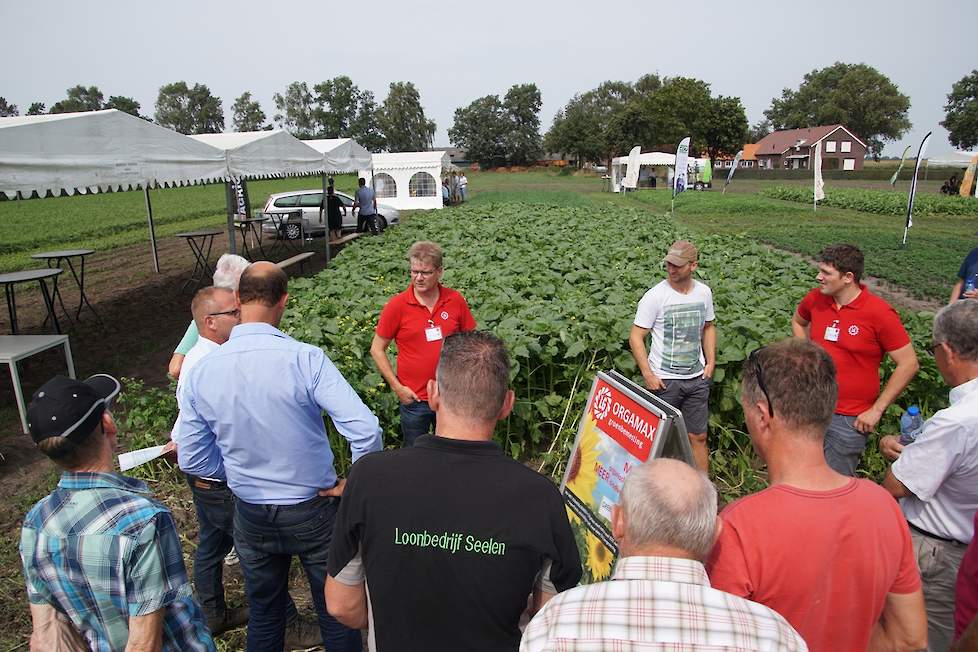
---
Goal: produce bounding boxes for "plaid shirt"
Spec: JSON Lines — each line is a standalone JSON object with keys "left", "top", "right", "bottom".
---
{"left": 20, "top": 472, "right": 215, "bottom": 652}
{"left": 521, "top": 556, "right": 808, "bottom": 652}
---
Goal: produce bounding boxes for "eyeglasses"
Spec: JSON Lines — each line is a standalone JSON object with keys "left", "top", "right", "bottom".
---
{"left": 747, "top": 346, "right": 774, "bottom": 417}
{"left": 208, "top": 309, "right": 240, "bottom": 318}
{"left": 409, "top": 268, "right": 439, "bottom": 278}
{"left": 926, "top": 341, "right": 943, "bottom": 358}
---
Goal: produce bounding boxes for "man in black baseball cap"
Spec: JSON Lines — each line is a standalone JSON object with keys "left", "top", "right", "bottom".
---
{"left": 19, "top": 374, "right": 215, "bottom": 651}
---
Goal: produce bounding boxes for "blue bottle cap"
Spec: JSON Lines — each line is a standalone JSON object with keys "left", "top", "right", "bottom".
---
{"left": 907, "top": 406, "right": 920, "bottom": 416}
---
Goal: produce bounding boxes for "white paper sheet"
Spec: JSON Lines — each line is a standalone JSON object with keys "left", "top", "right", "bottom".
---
{"left": 118, "top": 445, "right": 166, "bottom": 472}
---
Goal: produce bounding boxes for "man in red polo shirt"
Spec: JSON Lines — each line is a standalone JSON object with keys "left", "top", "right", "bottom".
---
{"left": 791, "top": 243, "right": 919, "bottom": 476}
{"left": 370, "top": 241, "right": 476, "bottom": 446}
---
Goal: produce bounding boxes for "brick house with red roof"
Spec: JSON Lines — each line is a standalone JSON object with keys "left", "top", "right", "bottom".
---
{"left": 753, "top": 125, "right": 867, "bottom": 171}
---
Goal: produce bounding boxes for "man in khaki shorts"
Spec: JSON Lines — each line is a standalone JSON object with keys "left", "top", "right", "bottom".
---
{"left": 629, "top": 240, "right": 716, "bottom": 471}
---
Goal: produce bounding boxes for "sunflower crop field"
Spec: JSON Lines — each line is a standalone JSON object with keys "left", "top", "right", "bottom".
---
{"left": 282, "top": 194, "right": 948, "bottom": 504}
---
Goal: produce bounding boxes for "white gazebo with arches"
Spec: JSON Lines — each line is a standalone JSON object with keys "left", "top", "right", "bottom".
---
{"left": 359, "top": 151, "right": 452, "bottom": 210}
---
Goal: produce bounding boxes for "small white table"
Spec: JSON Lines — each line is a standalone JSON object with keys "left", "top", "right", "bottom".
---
{"left": 0, "top": 335, "right": 75, "bottom": 434}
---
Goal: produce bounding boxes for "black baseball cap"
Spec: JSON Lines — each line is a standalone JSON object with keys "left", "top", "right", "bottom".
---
{"left": 27, "top": 374, "right": 121, "bottom": 444}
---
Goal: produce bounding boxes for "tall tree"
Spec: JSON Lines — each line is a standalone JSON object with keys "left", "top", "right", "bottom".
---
{"left": 349, "top": 90, "right": 386, "bottom": 152}
{"left": 314, "top": 76, "right": 361, "bottom": 138}
{"left": 155, "top": 82, "right": 224, "bottom": 134}
{"left": 545, "top": 81, "right": 634, "bottom": 166}
{"left": 0, "top": 97, "right": 18, "bottom": 117}
{"left": 27, "top": 102, "right": 45, "bottom": 115}
{"left": 50, "top": 85, "right": 104, "bottom": 113}
{"left": 747, "top": 118, "right": 772, "bottom": 143}
{"left": 231, "top": 91, "right": 268, "bottom": 131}
{"left": 273, "top": 81, "right": 315, "bottom": 137}
{"left": 378, "top": 82, "right": 435, "bottom": 152}
{"left": 941, "top": 70, "right": 978, "bottom": 150}
{"left": 104, "top": 95, "right": 143, "bottom": 118}
{"left": 704, "top": 96, "right": 748, "bottom": 161}
{"left": 605, "top": 76, "right": 714, "bottom": 156}
{"left": 503, "top": 83, "right": 543, "bottom": 165}
{"left": 764, "top": 62, "right": 911, "bottom": 158}
{"left": 449, "top": 95, "right": 509, "bottom": 167}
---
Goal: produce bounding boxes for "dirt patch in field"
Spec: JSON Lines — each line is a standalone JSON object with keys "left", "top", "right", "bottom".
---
{"left": 764, "top": 244, "right": 944, "bottom": 313}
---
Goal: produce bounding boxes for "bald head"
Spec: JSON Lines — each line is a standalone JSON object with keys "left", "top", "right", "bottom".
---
{"left": 237, "top": 261, "right": 288, "bottom": 307}
{"left": 617, "top": 458, "right": 718, "bottom": 560}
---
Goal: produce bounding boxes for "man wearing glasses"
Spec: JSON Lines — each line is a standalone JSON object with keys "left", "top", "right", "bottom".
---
{"left": 791, "top": 243, "right": 919, "bottom": 476}
{"left": 629, "top": 239, "right": 716, "bottom": 472}
{"left": 879, "top": 300, "right": 978, "bottom": 652}
{"left": 371, "top": 241, "right": 477, "bottom": 446}
{"left": 708, "top": 338, "right": 926, "bottom": 652}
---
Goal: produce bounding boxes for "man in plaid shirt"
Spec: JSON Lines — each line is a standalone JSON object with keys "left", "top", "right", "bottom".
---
{"left": 19, "top": 374, "right": 214, "bottom": 651}
{"left": 521, "top": 459, "right": 806, "bottom": 651}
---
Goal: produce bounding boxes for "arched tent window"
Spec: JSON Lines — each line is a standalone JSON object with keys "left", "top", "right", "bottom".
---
{"left": 409, "top": 172, "right": 437, "bottom": 197}
{"left": 374, "top": 173, "right": 397, "bottom": 198}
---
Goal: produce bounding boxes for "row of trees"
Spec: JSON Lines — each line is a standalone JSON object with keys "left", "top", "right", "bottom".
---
{"left": 544, "top": 75, "right": 748, "bottom": 167}
{"left": 0, "top": 78, "right": 439, "bottom": 153}
{"left": 448, "top": 84, "right": 543, "bottom": 167}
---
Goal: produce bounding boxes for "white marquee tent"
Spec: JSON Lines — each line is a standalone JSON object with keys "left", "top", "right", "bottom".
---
{"left": 189, "top": 130, "right": 323, "bottom": 179}
{"left": 0, "top": 109, "right": 231, "bottom": 271}
{"left": 925, "top": 150, "right": 978, "bottom": 167}
{"left": 611, "top": 152, "right": 676, "bottom": 192}
{"left": 304, "top": 138, "right": 372, "bottom": 173}
{"left": 359, "top": 151, "right": 452, "bottom": 210}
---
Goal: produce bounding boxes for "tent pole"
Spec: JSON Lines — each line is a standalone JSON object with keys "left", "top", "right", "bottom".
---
{"left": 322, "top": 173, "right": 331, "bottom": 265}
{"left": 225, "top": 181, "right": 238, "bottom": 255}
{"left": 143, "top": 186, "right": 160, "bottom": 273}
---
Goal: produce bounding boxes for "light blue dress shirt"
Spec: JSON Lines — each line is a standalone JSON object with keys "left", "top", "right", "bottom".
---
{"left": 177, "top": 322, "right": 383, "bottom": 505}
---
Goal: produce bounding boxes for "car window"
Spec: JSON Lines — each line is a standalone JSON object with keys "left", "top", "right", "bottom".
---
{"left": 339, "top": 195, "right": 354, "bottom": 207}
{"left": 273, "top": 195, "right": 299, "bottom": 208}
{"left": 298, "top": 193, "right": 323, "bottom": 208}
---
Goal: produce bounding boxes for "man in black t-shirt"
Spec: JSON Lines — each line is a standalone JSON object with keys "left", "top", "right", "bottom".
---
{"left": 326, "top": 331, "right": 582, "bottom": 652}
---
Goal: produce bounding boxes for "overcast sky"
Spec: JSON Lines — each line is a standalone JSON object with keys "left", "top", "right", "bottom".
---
{"left": 3, "top": 0, "right": 975, "bottom": 157}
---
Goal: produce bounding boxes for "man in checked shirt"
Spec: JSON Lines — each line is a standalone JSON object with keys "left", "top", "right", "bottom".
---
{"left": 521, "top": 458, "right": 806, "bottom": 651}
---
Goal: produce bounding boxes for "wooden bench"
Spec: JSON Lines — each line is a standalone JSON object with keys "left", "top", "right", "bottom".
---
{"left": 276, "top": 251, "right": 316, "bottom": 275}
{"left": 328, "top": 232, "right": 362, "bottom": 246}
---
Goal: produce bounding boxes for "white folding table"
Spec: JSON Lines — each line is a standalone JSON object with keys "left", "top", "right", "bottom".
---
{"left": 0, "top": 335, "right": 75, "bottom": 434}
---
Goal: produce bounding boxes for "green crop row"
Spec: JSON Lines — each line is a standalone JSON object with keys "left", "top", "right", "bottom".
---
{"left": 284, "top": 201, "right": 946, "bottom": 500}
{"left": 761, "top": 185, "right": 978, "bottom": 217}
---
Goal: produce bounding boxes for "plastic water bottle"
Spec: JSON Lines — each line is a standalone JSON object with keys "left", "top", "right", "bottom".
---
{"left": 965, "top": 274, "right": 978, "bottom": 295}
{"left": 899, "top": 406, "right": 923, "bottom": 445}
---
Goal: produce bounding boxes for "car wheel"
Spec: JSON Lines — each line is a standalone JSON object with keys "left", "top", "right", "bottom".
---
{"left": 376, "top": 215, "right": 388, "bottom": 232}
{"left": 284, "top": 222, "right": 302, "bottom": 240}
{"left": 694, "top": 181, "right": 705, "bottom": 191}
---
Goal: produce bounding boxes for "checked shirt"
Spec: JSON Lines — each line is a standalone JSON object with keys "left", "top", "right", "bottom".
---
{"left": 20, "top": 472, "right": 214, "bottom": 652}
{"left": 521, "top": 556, "right": 807, "bottom": 652}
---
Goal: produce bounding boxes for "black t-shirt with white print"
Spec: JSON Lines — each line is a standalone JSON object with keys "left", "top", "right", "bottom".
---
{"left": 327, "top": 434, "right": 582, "bottom": 652}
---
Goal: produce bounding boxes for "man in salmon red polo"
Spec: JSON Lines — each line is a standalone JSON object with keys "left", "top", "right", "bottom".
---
{"left": 371, "top": 241, "right": 477, "bottom": 446}
{"left": 791, "top": 243, "right": 919, "bottom": 476}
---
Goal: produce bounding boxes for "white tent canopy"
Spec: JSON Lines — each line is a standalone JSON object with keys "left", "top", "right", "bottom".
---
{"left": 303, "top": 138, "right": 372, "bottom": 173}
{"left": 610, "top": 152, "right": 676, "bottom": 192}
{"left": 359, "top": 152, "right": 452, "bottom": 210}
{"left": 0, "top": 109, "right": 227, "bottom": 199}
{"left": 190, "top": 130, "right": 324, "bottom": 179}
{"left": 926, "top": 150, "right": 977, "bottom": 167}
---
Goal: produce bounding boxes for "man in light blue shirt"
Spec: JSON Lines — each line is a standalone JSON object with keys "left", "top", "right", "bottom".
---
{"left": 353, "top": 177, "right": 379, "bottom": 235}
{"left": 178, "top": 261, "right": 382, "bottom": 652}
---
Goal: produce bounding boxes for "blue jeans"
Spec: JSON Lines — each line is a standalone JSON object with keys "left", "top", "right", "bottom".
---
{"left": 400, "top": 400, "right": 436, "bottom": 447}
{"left": 187, "top": 476, "right": 301, "bottom": 624}
{"left": 233, "top": 496, "right": 361, "bottom": 652}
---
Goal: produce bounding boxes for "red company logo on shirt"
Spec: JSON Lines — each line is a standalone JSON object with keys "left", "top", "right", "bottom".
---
{"left": 848, "top": 325, "right": 860, "bottom": 336}
{"left": 588, "top": 379, "right": 660, "bottom": 462}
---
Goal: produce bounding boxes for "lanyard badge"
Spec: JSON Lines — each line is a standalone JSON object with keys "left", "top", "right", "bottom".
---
{"left": 425, "top": 319, "right": 443, "bottom": 342}
{"left": 824, "top": 319, "right": 841, "bottom": 342}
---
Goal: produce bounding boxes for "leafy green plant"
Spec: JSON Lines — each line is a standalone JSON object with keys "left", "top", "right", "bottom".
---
{"left": 761, "top": 185, "right": 978, "bottom": 217}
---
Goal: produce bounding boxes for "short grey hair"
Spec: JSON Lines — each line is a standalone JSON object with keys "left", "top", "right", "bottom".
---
{"left": 212, "top": 254, "right": 251, "bottom": 290}
{"left": 934, "top": 300, "right": 978, "bottom": 361}
{"left": 435, "top": 331, "right": 509, "bottom": 423}
{"left": 407, "top": 241, "right": 443, "bottom": 269}
{"left": 618, "top": 459, "right": 717, "bottom": 560}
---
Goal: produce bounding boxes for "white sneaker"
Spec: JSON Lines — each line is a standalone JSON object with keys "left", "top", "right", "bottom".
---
{"left": 224, "top": 549, "right": 239, "bottom": 566}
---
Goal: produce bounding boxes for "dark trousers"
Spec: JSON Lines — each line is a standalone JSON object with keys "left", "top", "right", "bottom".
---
{"left": 357, "top": 212, "right": 378, "bottom": 235}
{"left": 400, "top": 400, "right": 436, "bottom": 447}
{"left": 188, "top": 476, "right": 301, "bottom": 623}
{"left": 233, "top": 495, "right": 361, "bottom": 652}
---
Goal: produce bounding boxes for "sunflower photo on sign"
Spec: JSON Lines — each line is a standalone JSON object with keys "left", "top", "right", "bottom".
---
{"left": 561, "top": 372, "right": 691, "bottom": 585}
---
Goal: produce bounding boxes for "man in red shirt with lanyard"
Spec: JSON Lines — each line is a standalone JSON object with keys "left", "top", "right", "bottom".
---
{"left": 371, "top": 241, "right": 476, "bottom": 446}
{"left": 791, "top": 243, "right": 919, "bottom": 476}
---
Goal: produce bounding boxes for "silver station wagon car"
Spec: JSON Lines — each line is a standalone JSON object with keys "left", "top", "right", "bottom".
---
{"left": 261, "top": 189, "right": 400, "bottom": 239}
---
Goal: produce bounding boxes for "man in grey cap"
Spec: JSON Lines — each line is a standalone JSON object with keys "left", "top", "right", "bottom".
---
{"left": 19, "top": 374, "right": 214, "bottom": 652}
{"left": 629, "top": 239, "right": 716, "bottom": 471}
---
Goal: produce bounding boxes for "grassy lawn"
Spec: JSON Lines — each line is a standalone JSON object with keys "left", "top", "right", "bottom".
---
{"left": 0, "top": 174, "right": 360, "bottom": 273}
